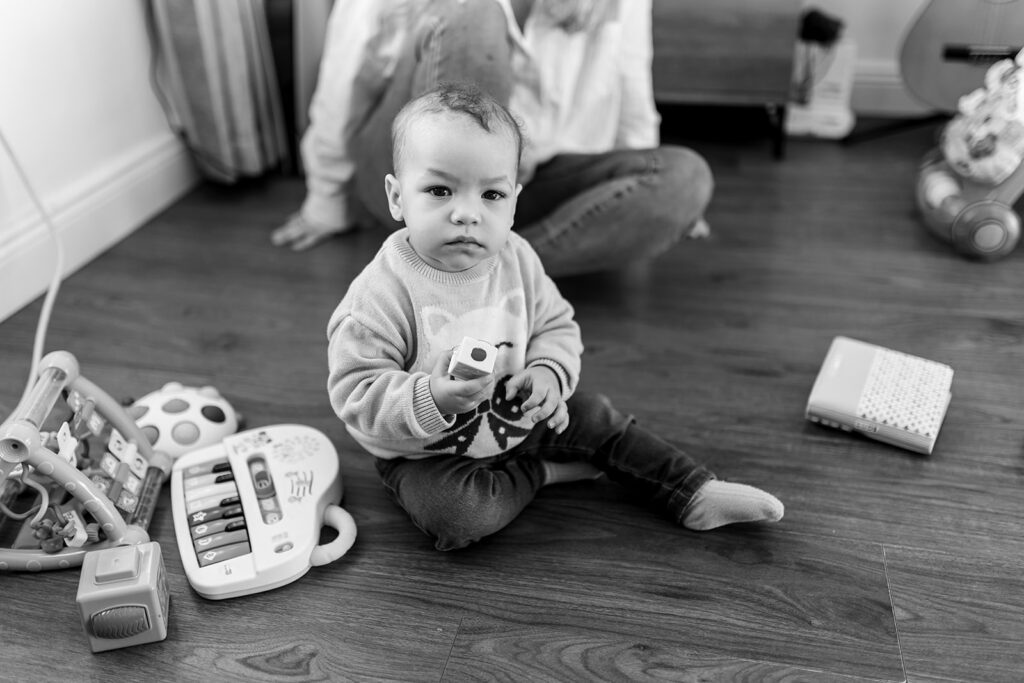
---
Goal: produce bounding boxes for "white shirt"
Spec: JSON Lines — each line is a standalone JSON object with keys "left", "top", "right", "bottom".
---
{"left": 300, "top": 0, "right": 660, "bottom": 229}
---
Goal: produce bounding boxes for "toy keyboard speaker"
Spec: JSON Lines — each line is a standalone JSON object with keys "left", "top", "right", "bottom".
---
{"left": 805, "top": 337, "right": 954, "bottom": 454}
{"left": 170, "top": 424, "right": 356, "bottom": 600}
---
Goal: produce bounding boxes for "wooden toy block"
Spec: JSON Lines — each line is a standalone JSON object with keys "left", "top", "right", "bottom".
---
{"left": 447, "top": 337, "right": 496, "bottom": 380}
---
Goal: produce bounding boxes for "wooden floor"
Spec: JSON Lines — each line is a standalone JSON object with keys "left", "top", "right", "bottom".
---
{"left": 2, "top": 115, "right": 1023, "bottom": 682}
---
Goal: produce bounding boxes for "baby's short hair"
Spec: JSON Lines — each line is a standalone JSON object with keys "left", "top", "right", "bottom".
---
{"left": 391, "top": 82, "right": 524, "bottom": 174}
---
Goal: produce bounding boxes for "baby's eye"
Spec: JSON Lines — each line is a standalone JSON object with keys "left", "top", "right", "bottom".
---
{"left": 426, "top": 186, "right": 451, "bottom": 197}
{"left": 482, "top": 190, "right": 506, "bottom": 201}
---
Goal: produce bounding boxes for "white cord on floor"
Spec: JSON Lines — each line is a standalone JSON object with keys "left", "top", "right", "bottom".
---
{"left": 0, "top": 126, "right": 65, "bottom": 401}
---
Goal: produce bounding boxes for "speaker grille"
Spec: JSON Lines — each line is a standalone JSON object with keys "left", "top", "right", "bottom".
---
{"left": 857, "top": 348, "right": 953, "bottom": 438}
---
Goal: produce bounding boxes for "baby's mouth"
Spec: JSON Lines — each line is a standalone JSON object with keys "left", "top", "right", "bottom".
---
{"left": 447, "top": 237, "right": 482, "bottom": 247}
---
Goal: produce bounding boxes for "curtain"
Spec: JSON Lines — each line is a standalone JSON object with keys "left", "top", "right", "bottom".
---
{"left": 147, "top": 0, "right": 290, "bottom": 183}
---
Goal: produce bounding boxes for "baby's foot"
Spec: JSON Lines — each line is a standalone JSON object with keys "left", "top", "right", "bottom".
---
{"left": 681, "top": 480, "right": 784, "bottom": 531}
{"left": 541, "top": 461, "right": 603, "bottom": 486}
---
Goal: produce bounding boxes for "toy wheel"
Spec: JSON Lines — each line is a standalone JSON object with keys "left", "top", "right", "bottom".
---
{"left": 951, "top": 201, "right": 1020, "bottom": 260}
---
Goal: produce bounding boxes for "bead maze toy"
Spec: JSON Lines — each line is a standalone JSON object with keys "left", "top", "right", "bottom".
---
{"left": 0, "top": 350, "right": 171, "bottom": 570}
{"left": 0, "top": 350, "right": 173, "bottom": 650}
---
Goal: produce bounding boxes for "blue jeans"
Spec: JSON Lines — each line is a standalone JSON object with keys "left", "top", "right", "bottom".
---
{"left": 351, "top": 0, "right": 714, "bottom": 277}
{"left": 375, "top": 392, "right": 714, "bottom": 550}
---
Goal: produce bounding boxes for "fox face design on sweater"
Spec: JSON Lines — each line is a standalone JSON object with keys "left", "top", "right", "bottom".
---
{"left": 421, "top": 289, "right": 533, "bottom": 456}
{"left": 420, "top": 289, "right": 528, "bottom": 370}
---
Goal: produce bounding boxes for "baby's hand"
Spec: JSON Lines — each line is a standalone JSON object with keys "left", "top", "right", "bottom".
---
{"left": 429, "top": 349, "right": 495, "bottom": 415}
{"left": 504, "top": 366, "right": 569, "bottom": 433}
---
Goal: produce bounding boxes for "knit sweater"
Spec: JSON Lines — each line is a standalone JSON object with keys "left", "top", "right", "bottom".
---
{"left": 327, "top": 229, "right": 583, "bottom": 460}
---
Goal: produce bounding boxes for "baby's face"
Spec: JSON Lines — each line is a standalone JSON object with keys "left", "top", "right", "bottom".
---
{"left": 386, "top": 112, "right": 521, "bottom": 272}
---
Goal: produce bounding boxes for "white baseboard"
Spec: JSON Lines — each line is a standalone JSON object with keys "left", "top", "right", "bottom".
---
{"left": 0, "top": 134, "right": 199, "bottom": 324}
{"left": 852, "top": 59, "right": 936, "bottom": 117}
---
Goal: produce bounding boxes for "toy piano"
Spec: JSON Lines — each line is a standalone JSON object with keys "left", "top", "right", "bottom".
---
{"left": 170, "top": 424, "right": 356, "bottom": 600}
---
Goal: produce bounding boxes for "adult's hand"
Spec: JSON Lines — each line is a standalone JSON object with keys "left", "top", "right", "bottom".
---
{"left": 270, "top": 213, "right": 354, "bottom": 251}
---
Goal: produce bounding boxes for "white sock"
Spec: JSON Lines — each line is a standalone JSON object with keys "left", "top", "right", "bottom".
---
{"left": 681, "top": 480, "right": 784, "bottom": 531}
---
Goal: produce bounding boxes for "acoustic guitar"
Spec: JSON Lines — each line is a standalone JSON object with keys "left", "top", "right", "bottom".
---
{"left": 900, "top": 0, "right": 1024, "bottom": 112}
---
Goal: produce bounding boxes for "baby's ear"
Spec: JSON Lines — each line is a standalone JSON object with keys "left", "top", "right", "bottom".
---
{"left": 385, "top": 174, "right": 404, "bottom": 221}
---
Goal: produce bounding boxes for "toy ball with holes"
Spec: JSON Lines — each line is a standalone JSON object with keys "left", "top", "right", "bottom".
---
{"left": 126, "top": 383, "right": 240, "bottom": 460}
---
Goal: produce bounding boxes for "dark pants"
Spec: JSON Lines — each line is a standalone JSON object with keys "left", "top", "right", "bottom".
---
{"left": 375, "top": 391, "right": 714, "bottom": 550}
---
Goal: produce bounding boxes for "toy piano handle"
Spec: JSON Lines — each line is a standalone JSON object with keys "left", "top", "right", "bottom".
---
{"left": 309, "top": 504, "right": 357, "bottom": 567}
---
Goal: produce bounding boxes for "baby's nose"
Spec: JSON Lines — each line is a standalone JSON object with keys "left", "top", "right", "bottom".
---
{"left": 450, "top": 198, "right": 481, "bottom": 225}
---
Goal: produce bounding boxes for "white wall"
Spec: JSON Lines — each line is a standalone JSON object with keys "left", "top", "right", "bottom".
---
{"left": 808, "top": 0, "right": 933, "bottom": 115}
{"left": 0, "top": 0, "right": 199, "bottom": 324}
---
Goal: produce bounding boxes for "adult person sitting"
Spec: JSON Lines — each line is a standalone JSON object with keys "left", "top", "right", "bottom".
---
{"left": 271, "top": 0, "right": 713, "bottom": 277}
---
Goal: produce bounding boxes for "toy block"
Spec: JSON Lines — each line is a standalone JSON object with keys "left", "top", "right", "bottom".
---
{"left": 447, "top": 337, "right": 496, "bottom": 380}
{"left": 77, "top": 542, "right": 169, "bottom": 652}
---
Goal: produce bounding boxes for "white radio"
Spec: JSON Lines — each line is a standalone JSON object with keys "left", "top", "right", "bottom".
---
{"left": 806, "top": 337, "right": 954, "bottom": 454}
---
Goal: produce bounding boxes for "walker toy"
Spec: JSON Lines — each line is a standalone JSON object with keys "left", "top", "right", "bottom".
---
{"left": 915, "top": 49, "right": 1024, "bottom": 260}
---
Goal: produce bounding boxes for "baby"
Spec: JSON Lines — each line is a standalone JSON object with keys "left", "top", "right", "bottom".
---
{"left": 326, "top": 83, "right": 783, "bottom": 550}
